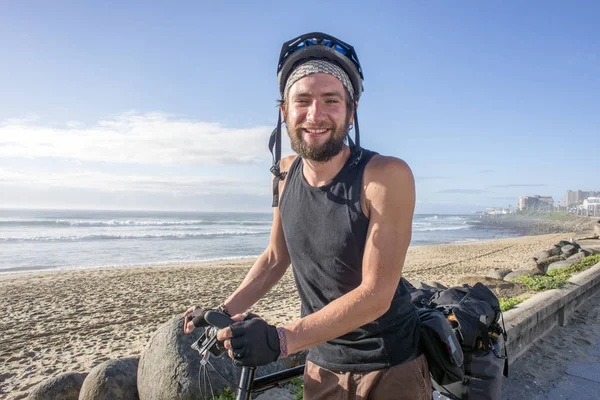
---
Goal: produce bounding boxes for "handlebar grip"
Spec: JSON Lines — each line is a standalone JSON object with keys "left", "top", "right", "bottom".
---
{"left": 204, "top": 310, "right": 235, "bottom": 329}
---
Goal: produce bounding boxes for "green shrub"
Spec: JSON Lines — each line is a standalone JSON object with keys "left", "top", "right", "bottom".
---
{"left": 514, "top": 254, "right": 600, "bottom": 292}
{"left": 215, "top": 387, "right": 235, "bottom": 400}
{"left": 499, "top": 296, "right": 528, "bottom": 311}
{"left": 290, "top": 377, "right": 304, "bottom": 400}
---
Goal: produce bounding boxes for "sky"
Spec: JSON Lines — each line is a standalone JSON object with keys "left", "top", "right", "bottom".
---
{"left": 1, "top": 1, "right": 598, "bottom": 214}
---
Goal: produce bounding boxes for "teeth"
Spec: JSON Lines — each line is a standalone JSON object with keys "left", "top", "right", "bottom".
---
{"left": 305, "top": 128, "right": 328, "bottom": 134}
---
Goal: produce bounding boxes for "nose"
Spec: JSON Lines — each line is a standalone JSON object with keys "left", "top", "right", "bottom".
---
{"left": 306, "top": 99, "right": 325, "bottom": 123}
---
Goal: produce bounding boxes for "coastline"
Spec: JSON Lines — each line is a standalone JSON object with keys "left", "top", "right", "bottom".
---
{"left": 1, "top": 231, "right": 582, "bottom": 398}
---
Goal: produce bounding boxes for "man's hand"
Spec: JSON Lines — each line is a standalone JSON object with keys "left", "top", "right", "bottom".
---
{"left": 217, "top": 316, "right": 280, "bottom": 367}
{"left": 182, "top": 306, "right": 206, "bottom": 334}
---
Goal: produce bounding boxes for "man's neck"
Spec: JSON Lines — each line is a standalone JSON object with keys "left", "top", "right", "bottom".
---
{"left": 302, "top": 146, "right": 351, "bottom": 187}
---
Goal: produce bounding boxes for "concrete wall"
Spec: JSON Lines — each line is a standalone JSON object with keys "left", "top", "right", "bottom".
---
{"left": 503, "top": 262, "right": 600, "bottom": 365}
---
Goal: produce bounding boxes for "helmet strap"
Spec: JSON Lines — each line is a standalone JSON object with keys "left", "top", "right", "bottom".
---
{"left": 352, "top": 109, "right": 360, "bottom": 151}
{"left": 268, "top": 110, "right": 286, "bottom": 207}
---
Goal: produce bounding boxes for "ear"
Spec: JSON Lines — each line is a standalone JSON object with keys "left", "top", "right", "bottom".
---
{"left": 280, "top": 102, "right": 286, "bottom": 123}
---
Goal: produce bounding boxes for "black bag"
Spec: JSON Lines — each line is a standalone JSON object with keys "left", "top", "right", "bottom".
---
{"left": 418, "top": 308, "right": 464, "bottom": 385}
{"left": 433, "top": 334, "right": 506, "bottom": 400}
{"left": 428, "top": 283, "right": 508, "bottom": 400}
{"left": 429, "top": 283, "right": 505, "bottom": 353}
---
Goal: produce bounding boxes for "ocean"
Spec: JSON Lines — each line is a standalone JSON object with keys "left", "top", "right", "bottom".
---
{"left": 0, "top": 209, "right": 522, "bottom": 274}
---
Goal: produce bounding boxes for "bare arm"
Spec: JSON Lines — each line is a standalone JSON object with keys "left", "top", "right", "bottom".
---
{"left": 282, "top": 156, "right": 416, "bottom": 355}
{"left": 222, "top": 206, "right": 291, "bottom": 316}
{"left": 221, "top": 156, "right": 296, "bottom": 316}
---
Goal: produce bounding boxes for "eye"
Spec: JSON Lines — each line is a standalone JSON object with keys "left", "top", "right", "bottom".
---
{"left": 325, "top": 99, "right": 340, "bottom": 104}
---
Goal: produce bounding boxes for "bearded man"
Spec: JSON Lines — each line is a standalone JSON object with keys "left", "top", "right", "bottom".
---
{"left": 184, "top": 32, "right": 430, "bottom": 399}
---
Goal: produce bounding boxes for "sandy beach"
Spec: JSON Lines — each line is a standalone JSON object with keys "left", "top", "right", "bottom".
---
{"left": 0, "top": 232, "right": 580, "bottom": 399}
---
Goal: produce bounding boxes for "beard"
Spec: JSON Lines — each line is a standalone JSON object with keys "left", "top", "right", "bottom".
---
{"left": 287, "top": 115, "right": 352, "bottom": 162}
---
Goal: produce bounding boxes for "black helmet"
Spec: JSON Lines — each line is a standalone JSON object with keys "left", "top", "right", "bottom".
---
{"left": 276, "top": 32, "right": 364, "bottom": 101}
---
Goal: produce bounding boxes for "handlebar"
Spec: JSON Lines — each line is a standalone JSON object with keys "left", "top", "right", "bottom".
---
{"left": 204, "top": 310, "right": 235, "bottom": 329}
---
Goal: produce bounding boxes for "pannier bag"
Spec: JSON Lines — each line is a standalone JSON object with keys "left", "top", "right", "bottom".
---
{"left": 433, "top": 334, "right": 506, "bottom": 400}
{"left": 411, "top": 282, "right": 508, "bottom": 400}
{"left": 418, "top": 308, "right": 464, "bottom": 385}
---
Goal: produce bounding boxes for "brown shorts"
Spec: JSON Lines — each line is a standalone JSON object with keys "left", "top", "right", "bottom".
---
{"left": 303, "top": 354, "right": 432, "bottom": 400}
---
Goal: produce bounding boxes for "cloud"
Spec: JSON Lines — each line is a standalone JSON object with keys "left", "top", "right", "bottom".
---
{"left": 0, "top": 168, "right": 267, "bottom": 196}
{"left": 0, "top": 112, "right": 280, "bottom": 166}
{"left": 489, "top": 184, "right": 547, "bottom": 188}
{"left": 436, "top": 189, "right": 488, "bottom": 194}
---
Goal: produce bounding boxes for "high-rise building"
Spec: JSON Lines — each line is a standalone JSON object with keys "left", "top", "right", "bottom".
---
{"left": 563, "top": 190, "right": 600, "bottom": 208}
{"left": 518, "top": 195, "right": 554, "bottom": 211}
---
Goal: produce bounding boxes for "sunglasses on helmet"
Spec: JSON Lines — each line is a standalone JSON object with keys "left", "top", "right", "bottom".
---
{"left": 277, "top": 32, "right": 364, "bottom": 80}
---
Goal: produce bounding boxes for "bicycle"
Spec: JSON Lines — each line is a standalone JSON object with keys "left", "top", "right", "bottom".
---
{"left": 190, "top": 310, "right": 305, "bottom": 400}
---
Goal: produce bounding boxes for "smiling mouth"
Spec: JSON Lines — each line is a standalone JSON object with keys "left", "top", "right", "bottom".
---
{"left": 303, "top": 128, "right": 330, "bottom": 135}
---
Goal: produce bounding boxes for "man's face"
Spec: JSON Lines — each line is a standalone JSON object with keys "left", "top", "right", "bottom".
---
{"left": 282, "top": 73, "right": 353, "bottom": 162}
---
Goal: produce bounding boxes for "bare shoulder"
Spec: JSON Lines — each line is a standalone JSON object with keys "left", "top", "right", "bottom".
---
{"left": 362, "top": 154, "right": 415, "bottom": 216}
{"left": 279, "top": 155, "right": 298, "bottom": 172}
{"left": 364, "top": 154, "right": 414, "bottom": 187}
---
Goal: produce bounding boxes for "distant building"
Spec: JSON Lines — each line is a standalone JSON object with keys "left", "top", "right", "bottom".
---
{"left": 580, "top": 197, "right": 600, "bottom": 217}
{"left": 485, "top": 207, "right": 508, "bottom": 215}
{"left": 563, "top": 190, "right": 600, "bottom": 208}
{"left": 518, "top": 195, "right": 554, "bottom": 212}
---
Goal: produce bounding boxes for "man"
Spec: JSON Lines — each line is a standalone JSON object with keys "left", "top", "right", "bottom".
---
{"left": 184, "top": 32, "right": 431, "bottom": 399}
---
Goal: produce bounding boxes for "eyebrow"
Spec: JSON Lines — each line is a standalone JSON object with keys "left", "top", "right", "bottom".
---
{"left": 293, "top": 91, "right": 344, "bottom": 99}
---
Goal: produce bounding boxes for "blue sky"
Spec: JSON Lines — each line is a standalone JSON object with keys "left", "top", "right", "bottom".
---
{"left": 1, "top": 1, "right": 598, "bottom": 214}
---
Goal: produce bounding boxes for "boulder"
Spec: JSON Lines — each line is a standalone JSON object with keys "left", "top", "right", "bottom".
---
{"left": 561, "top": 244, "right": 577, "bottom": 258}
{"left": 424, "top": 281, "right": 448, "bottom": 290}
{"left": 547, "top": 259, "right": 578, "bottom": 272}
{"left": 566, "top": 252, "right": 587, "bottom": 263}
{"left": 519, "top": 259, "right": 538, "bottom": 270}
{"left": 535, "top": 255, "right": 563, "bottom": 274}
{"left": 549, "top": 246, "right": 563, "bottom": 257}
{"left": 557, "top": 240, "right": 579, "bottom": 248}
{"left": 486, "top": 269, "right": 512, "bottom": 280}
{"left": 27, "top": 372, "right": 88, "bottom": 400}
{"left": 79, "top": 358, "right": 138, "bottom": 400}
{"left": 408, "top": 280, "right": 433, "bottom": 290}
{"left": 535, "top": 250, "right": 551, "bottom": 260}
{"left": 504, "top": 270, "right": 541, "bottom": 282}
{"left": 581, "top": 247, "right": 600, "bottom": 255}
{"left": 137, "top": 316, "right": 300, "bottom": 400}
{"left": 578, "top": 249, "right": 592, "bottom": 257}
{"left": 255, "top": 387, "right": 296, "bottom": 399}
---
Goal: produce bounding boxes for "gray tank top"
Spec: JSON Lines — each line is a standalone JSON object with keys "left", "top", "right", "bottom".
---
{"left": 279, "top": 149, "right": 420, "bottom": 372}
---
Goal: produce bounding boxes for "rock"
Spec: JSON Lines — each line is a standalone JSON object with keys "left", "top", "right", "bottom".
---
{"left": 557, "top": 240, "right": 579, "bottom": 248}
{"left": 535, "top": 255, "right": 563, "bottom": 274}
{"left": 27, "top": 372, "right": 88, "bottom": 400}
{"left": 504, "top": 270, "right": 541, "bottom": 282}
{"left": 255, "top": 387, "right": 296, "bottom": 399}
{"left": 408, "top": 280, "right": 433, "bottom": 290}
{"left": 566, "top": 252, "right": 587, "bottom": 263}
{"left": 424, "top": 281, "right": 448, "bottom": 290}
{"left": 578, "top": 249, "right": 592, "bottom": 257}
{"left": 581, "top": 247, "right": 600, "bottom": 255}
{"left": 79, "top": 358, "right": 138, "bottom": 400}
{"left": 486, "top": 269, "right": 512, "bottom": 280}
{"left": 520, "top": 258, "right": 538, "bottom": 270}
{"left": 137, "top": 316, "right": 298, "bottom": 400}
{"left": 561, "top": 244, "right": 577, "bottom": 258}
{"left": 535, "top": 250, "right": 551, "bottom": 260}
{"left": 547, "top": 259, "right": 578, "bottom": 272}
{"left": 549, "top": 246, "right": 562, "bottom": 256}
